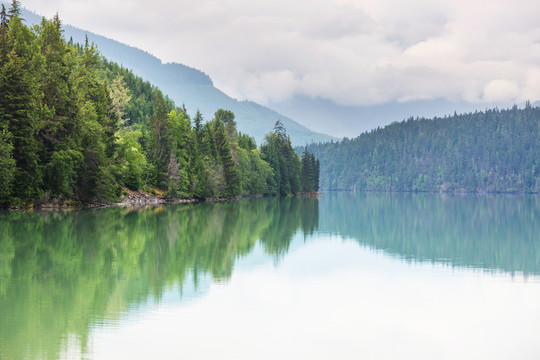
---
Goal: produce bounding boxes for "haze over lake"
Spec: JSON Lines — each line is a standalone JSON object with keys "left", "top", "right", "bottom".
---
{"left": 1, "top": 192, "right": 539, "bottom": 359}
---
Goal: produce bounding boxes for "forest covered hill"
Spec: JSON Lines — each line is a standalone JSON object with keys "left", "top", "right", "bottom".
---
{"left": 306, "top": 105, "right": 540, "bottom": 193}
{"left": 10, "top": 5, "right": 334, "bottom": 146}
{"left": 0, "top": 6, "right": 319, "bottom": 207}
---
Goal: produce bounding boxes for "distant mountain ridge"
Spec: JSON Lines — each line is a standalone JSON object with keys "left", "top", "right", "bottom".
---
{"left": 18, "top": 7, "right": 334, "bottom": 146}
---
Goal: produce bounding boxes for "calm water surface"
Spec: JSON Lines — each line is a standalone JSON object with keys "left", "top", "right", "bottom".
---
{"left": 0, "top": 193, "right": 539, "bottom": 359}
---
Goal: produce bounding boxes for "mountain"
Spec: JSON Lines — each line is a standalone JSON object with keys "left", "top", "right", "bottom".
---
{"left": 1, "top": 11, "right": 321, "bottom": 205}
{"left": 270, "top": 95, "right": 513, "bottom": 139}
{"left": 305, "top": 104, "right": 540, "bottom": 193}
{"left": 17, "top": 7, "right": 334, "bottom": 146}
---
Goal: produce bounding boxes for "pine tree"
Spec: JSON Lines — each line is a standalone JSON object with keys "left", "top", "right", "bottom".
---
{"left": 0, "top": 5, "right": 7, "bottom": 27}
{"left": 260, "top": 137, "right": 279, "bottom": 195}
{"left": 37, "top": 16, "right": 75, "bottom": 158}
{"left": 201, "top": 121, "right": 219, "bottom": 160}
{"left": 0, "top": 128, "right": 15, "bottom": 202}
{"left": 185, "top": 127, "right": 208, "bottom": 199}
{"left": 313, "top": 157, "right": 320, "bottom": 192}
{"left": 164, "top": 109, "right": 191, "bottom": 197}
{"left": 213, "top": 116, "right": 240, "bottom": 197}
{"left": 286, "top": 137, "right": 301, "bottom": 194}
{"left": 261, "top": 121, "right": 303, "bottom": 196}
{"left": 301, "top": 147, "right": 313, "bottom": 193}
{"left": 7, "top": 0, "right": 22, "bottom": 21}
{"left": 148, "top": 92, "right": 170, "bottom": 187}
{"left": 0, "top": 15, "right": 41, "bottom": 200}
{"left": 193, "top": 109, "right": 204, "bottom": 150}
{"left": 0, "top": 5, "right": 9, "bottom": 80}
{"left": 1, "top": 51, "right": 41, "bottom": 199}
{"left": 237, "top": 132, "right": 256, "bottom": 150}
{"left": 0, "top": 7, "right": 313, "bottom": 205}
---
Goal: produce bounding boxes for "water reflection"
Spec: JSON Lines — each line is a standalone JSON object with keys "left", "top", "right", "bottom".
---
{"left": 319, "top": 192, "right": 540, "bottom": 275}
{"left": 1, "top": 193, "right": 539, "bottom": 359}
{"left": 0, "top": 197, "right": 318, "bottom": 360}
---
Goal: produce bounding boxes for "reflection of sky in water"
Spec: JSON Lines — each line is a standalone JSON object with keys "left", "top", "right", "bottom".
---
{"left": 3, "top": 194, "right": 539, "bottom": 359}
{"left": 82, "top": 234, "right": 540, "bottom": 360}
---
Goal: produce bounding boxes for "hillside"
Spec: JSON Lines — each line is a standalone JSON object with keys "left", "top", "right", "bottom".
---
{"left": 0, "top": 10, "right": 319, "bottom": 206}
{"left": 16, "top": 7, "right": 333, "bottom": 146}
{"left": 305, "top": 104, "right": 540, "bottom": 193}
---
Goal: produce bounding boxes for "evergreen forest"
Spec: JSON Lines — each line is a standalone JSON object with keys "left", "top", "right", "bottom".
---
{"left": 306, "top": 104, "right": 540, "bottom": 193}
{"left": 0, "top": 3, "right": 319, "bottom": 207}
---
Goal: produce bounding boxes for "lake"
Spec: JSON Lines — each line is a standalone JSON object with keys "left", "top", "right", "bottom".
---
{"left": 0, "top": 192, "right": 539, "bottom": 359}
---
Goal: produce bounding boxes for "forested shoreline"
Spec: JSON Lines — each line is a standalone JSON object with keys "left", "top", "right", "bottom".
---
{"left": 3, "top": 0, "right": 537, "bottom": 207}
{"left": 0, "top": 3, "right": 319, "bottom": 208}
{"left": 306, "top": 104, "right": 540, "bottom": 193}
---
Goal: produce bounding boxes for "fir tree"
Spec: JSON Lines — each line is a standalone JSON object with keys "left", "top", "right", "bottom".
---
{"left": 301, "top": 147, "right": 313, "bottom": 193}
{"left": 7, "top": 0, "right": 22, "bottom": 21}
{"left": 313, "top": 157, "right": 320, "bottom": 192}
{"left": 0, "top": 128, "right": 15, "bottom": 202}
{"left": 0, "top": 7, "right": 310, "bottom": 205}
{"left": 261, "top": 121, "right": 303, "bottom": 196}
{"left": 148, "top": 92, "right": 170, "bottom": 187}
{"left": 213, "top": 116, "right": 240, "bottom": 197}
{"left": 0, "top": 5, "right": 7, "bottom": 27}
{"left": 0, "top": 5, "right": 9, "bottom": 76}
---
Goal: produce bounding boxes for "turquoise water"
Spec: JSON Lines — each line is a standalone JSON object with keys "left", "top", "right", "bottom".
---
{"left": 0, "top": 193, "right": 539, "bottom": 359}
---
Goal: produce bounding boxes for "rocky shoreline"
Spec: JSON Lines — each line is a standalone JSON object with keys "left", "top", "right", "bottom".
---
{"left": 4, "top": 190, "right": 320, "bottom": 211}
{"left": 118, "top": 190, "right": 177, "bottom": 207}
{"left": 116, "top": 191, "right": 267, "bottom": 207}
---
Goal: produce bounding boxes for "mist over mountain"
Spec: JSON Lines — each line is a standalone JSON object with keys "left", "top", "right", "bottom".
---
{"left": 270, "top": 96, "right": 514, "bottom": 139}
{"left": 16, "top": 5, "right": 531, "bottom": 144}
{"left": 18, "top": 6, "right": 334, "bottom": 146}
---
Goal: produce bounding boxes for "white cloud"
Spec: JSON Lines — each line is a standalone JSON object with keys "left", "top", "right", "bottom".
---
{"left": 483, "top": 79, "right": 520, "bottom": 102}
{"left": 20, "top": 0, "right": 540, "bottom": 107}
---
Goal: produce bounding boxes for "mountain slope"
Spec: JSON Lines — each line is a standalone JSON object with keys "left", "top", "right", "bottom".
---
{"left": 270, "top": 95, "right": 508, "bottom": 138}
{"left": 18, "top": 7, "right": 333, "bottom": 146}
{"left": 305, "top": 105, "right": 540, "bottom": 193}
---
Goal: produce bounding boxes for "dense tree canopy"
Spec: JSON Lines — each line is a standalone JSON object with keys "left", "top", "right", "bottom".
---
{"left": 0, "top": 7, "right": 318, "bottom": 207}
{"left": 260, "top": 120, "right": 303, "bottom": 196}
{"left": 307, "top": 104, "right": 540, "bottom": 193}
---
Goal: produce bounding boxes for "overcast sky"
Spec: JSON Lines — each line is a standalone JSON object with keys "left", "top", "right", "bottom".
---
{"left": 20, "top": 0, "right": 540, "bottom": 108}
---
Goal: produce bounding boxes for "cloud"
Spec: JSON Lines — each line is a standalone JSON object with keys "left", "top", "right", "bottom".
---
{"left": 483, "top": 79, "right": 520, "bottom": 102}
{"left": 21, "top": 0, "right": 540, "bottom": 107}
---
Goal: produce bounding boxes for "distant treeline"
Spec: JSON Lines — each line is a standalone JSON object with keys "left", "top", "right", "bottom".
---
{"left": 0, "top": 4, "right": 319, "bottom": 206}
{"left": 306, "top": 104, "right": 539, "bottom": 193}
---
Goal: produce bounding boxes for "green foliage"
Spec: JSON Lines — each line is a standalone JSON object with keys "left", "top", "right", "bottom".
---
{"left": 0, "top": 8, "right": 309, "bottom": 206}
{"left": 238, "top": 132, "right": 257, "bottom": 150}
{"left": 320, "top": 192, "right": 540, "bottom": 275}
{"left": 148, "top": 92, "right": 173, "bottom": 188}
{"left": 116, "top": 130, "right": 147, "bottom": 190}
{"left": 7, "top": 1, "right": 21, "bottom": 20}
{"left": 0, "top": 196, "right": 319, "bottom": 358}
{"left": 212, "top": 115, "right": 240, "bottom": 197}
{"left": 45, "top": 149, "right": 83, "bottom": 198}
{"left": 308, "top": 105, "right": 540, "bottom": 193}
{"left": 108, "top": 75, "right": 132, "bottom": 123}
{"left": 0, "top": 129, "right": 15, "bottom": 201}
{"left": 214, "top": 108, "right": 236, "bottom": 128}
{"left": 163, "top": 110, "right": 190, "bottom": 198}
{"left": 300, "top": 147, "right": 318, "bottom": 193}
{"left": 261, "top": 121, "right": 307, "bottom": 196}
{"left": 1, "top": 15, "right": 42, "bottom": 200}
